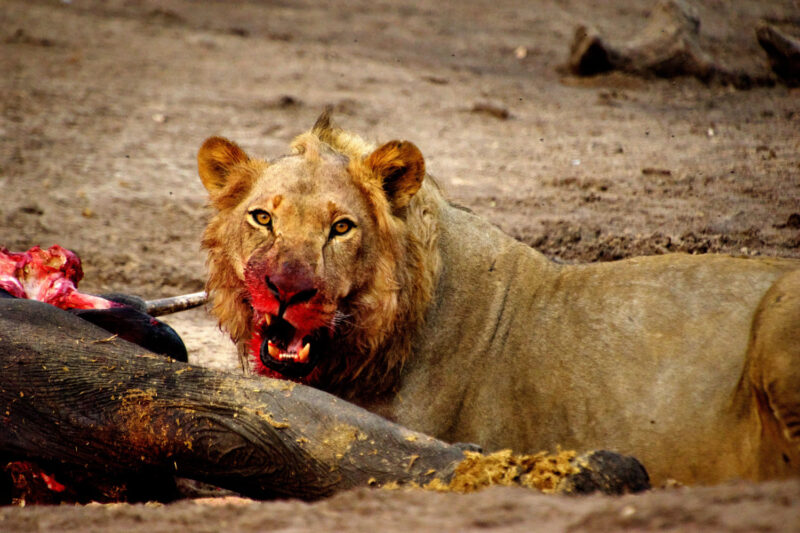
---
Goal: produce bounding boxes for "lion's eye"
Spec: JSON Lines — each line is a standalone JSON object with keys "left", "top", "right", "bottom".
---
{"left": 250, "top": 209, "right": 272, "bottom": 228}
{"left": 330, "top": 219, "right": 355, "bottom": 237}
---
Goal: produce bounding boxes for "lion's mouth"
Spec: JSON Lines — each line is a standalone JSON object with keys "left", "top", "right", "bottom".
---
{"left": 257, "top": 314, "right": 323, "bottom": 378}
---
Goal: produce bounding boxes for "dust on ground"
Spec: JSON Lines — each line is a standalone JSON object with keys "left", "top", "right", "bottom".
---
{"left": 1, "top": 0, "right": 799, "bottom": 531}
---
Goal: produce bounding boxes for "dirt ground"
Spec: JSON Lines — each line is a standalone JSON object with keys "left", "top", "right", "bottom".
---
{"left": 1, "top": 0, "right": 799, "bottom": 531}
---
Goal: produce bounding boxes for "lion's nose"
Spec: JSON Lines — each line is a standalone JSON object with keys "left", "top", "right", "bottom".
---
{"left": 264, "top": 275, "right": 318, "bottom": 315}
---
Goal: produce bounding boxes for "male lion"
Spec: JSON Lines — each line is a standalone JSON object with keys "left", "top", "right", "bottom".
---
{"left": 198, "top": 111, "right": 800, "bottom": 486}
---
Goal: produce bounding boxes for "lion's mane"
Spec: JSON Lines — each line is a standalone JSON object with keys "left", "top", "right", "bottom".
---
{"left": 202, "top": 113, "right": 442, "bottom": 398}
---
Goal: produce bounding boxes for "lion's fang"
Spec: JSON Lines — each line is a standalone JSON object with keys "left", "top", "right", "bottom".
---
{"left": 267, "top": 342, "right": 280, "bottom": 358}
{"left": 298, "top": 342, "right": 311, "bottom": 362}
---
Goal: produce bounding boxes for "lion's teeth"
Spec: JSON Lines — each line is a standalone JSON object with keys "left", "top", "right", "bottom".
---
{"left": 298, "top": 342, "right": 310, "bottom": 362}
{"left": 267, "top": 342, "right": 280, "bottom": 358}
{"left": 265, "top": 314, "right": 272, "bottom": 326}
{"left": 268, "top": 340, "right": 309, "bottom": 362}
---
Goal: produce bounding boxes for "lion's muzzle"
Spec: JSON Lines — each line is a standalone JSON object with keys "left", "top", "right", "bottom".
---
{"left": 244, "top": 257, "right": 335, "bottom": 379}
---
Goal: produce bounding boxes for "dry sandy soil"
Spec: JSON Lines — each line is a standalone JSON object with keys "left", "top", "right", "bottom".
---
{"left": 1, "top": 0, "right": 799, "bottom": 531}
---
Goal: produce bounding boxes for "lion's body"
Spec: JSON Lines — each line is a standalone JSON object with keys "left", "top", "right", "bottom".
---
{"left": 199, "top": 114, "right": 800, "bottom": 486}
{"left": 393, "top": 195, "right": 800, "bottom": 484}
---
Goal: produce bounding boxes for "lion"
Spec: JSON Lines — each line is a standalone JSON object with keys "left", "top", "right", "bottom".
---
{"left": 198, "top": 111, "right": 800, "bottom": 486}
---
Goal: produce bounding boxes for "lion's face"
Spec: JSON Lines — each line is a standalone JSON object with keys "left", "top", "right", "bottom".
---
{"left": 236, "top": 151, "right": 381, "bottom": 378}
{"left": 199, "top": 122, "right": 426, "bottom": 381}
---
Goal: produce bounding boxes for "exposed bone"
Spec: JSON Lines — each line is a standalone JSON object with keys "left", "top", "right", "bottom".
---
{"left": 145, "top": 291, "right": 207, "bottom": 317}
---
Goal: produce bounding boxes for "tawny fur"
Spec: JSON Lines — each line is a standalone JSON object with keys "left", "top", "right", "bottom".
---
{"left": 199, "top": 113, "right": 800, "bottom": 486}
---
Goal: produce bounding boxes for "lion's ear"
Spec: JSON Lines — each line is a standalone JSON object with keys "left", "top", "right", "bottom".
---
{"left": 365, "top": 140, "right": 425, "bottom": 212}
{"left": 311, "top": 106, "right": 334, "bottom": 138}
{"left": 198, "top": 137, "right": 250, "bottom": 194}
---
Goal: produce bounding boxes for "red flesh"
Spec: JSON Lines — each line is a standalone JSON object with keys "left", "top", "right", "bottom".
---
{"left": 0, "top": 245, "right": 118, "bottom": 310}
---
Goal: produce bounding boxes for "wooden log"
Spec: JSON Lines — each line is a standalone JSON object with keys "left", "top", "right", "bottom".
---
{"left": 565, "top": 0, "right": 771, "bottom": 88}
{"left": 756, "top": 22, "right": 800, "bottom": 86}
{"left": 0, "top": 298, "right": 649, "bottom": 501}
